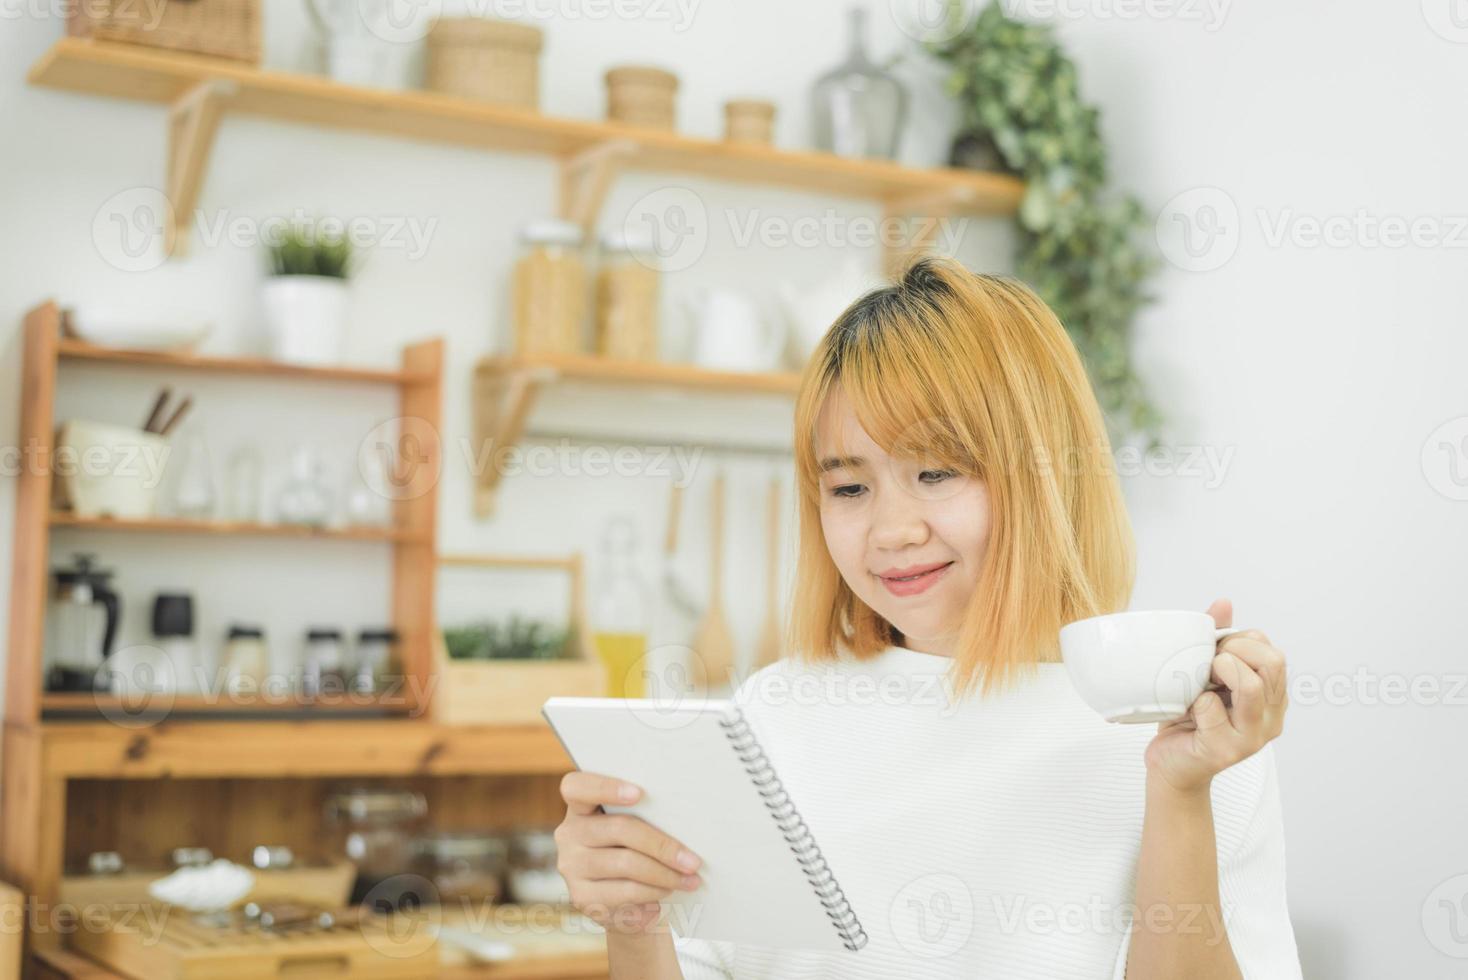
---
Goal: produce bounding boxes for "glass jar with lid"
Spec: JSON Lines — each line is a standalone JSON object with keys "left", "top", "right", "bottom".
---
{"left": 506, "top": 828, "right": 571, "bottom": 905}
{"left": 324, "top": 787, "right": 427, "bottom": 903}
{"left": 512, "top": 218, "right": 588, "bottom": 356}
{"left": 352, "top": 628, "right": 398, "bottom": 695}
{"left": 222, "top": 624, "right": 268, "bottom": 697}
{"left": 594, "top": 228, "right": 660, "bottom": 362}
{"left": 413, "top": 830, "right": 508, "bottom": 904}
{"left": 301, "top": 627, "right": 346, "bottom": 698}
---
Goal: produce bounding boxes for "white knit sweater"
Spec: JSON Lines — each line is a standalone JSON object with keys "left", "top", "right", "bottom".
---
{"left": 671, "top": 644, "right": 1301, "bottom": 979}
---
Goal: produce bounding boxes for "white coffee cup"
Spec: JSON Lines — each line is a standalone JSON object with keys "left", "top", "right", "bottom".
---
{"left": 1059, "top": 610, "right": 1243, "bottom": 724}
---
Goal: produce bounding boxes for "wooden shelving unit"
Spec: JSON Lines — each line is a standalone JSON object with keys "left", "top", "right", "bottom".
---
{"left": 6, "top": 301, "right": 444, "bottom": 726}
{"left": 26, "top": 37, "right": 1024, "bottom": 265}
{"left": 472, "top": 353, "right": 803, "bottom": 515}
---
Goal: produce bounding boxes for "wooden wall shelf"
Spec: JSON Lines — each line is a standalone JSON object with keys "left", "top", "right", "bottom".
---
{"left": 56, "top": 337, "right": 431, "bottom": 385}
{"left": 32, "top": 720, "right": 569, "bottom": 780}
{"left": 50, "top": 512, "right": 428, "bottom": 544}
{"left": 472, "top": 353, "right": 801, "bottom": 515}
{"left": 27, "top": 38, "right": 1024, "bottom": 262}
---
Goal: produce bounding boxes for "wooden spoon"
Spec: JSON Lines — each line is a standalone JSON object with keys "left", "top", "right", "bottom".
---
{"left": 690, "top": 471, "right": 735, "bottom": 694}
{"left": 752, "top": 474, "right": 783, "bottom": 671}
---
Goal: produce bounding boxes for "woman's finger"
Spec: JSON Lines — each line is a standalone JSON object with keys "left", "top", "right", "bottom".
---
{"left": 578, "top": 845, "right": 701, "bottom": 893}
{"left": 1219, "top": 635, "right": 1288, "bottom": 709}
{"left": 579, "top": 813, "right": 702, "bottom": 873}
{"left": 1215, "top": 650, "right": 1264, "bottom": 733}
{"left": 561, "top": 771, "right": 641, "bottom": 816}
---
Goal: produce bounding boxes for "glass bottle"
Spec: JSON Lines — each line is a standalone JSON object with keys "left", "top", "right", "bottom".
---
{"left": 590, "top": 515, "right": 650, "bottom": 698}
{"left": 168, "top": 429, "right": 217, "bottom": 519}
{"left": 811, "top": 7, "right": 909, "bottom": 160}
{"left": 275, "top": 445, "right": 333, "bottom": 527}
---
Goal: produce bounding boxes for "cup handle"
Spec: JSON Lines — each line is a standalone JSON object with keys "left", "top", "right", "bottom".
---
{"left": 1203, "top": 627, "right": 1246, "bottom": 695}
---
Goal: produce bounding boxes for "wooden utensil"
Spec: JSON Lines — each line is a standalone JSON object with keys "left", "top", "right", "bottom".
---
{"left": 141, "top": 386, "right": 171, "bottom": 433}
{"left": 690, "top": 470, "right": 735, "bottom": 694}
{"left": 752, "top": 474, "right": 783, "bottom": 670}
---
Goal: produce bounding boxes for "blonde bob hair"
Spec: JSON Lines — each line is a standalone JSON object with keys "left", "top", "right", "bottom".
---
{"left": 788, "top": 253, "right": 1136, "bottom": 698}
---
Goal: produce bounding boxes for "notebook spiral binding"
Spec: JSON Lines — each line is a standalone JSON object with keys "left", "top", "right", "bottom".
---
{"left": 717, "top": 706, "right": 868, "bottom": 952}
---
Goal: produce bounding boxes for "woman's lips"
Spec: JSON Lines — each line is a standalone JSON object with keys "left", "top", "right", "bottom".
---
{"left": 877, "top": 561, "right": 954, "bottom": 597}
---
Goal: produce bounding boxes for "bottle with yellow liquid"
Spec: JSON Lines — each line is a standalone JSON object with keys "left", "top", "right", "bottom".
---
{"left": 590, "top": 516, "right": 649, "bottom": 699}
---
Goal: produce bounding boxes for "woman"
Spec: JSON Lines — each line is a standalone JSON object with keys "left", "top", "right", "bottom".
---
{"left": 555, "top": 254, "right": 1299, "bottom": 979}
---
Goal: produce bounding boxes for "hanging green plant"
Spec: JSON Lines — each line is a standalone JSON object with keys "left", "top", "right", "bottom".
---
{"left": 927, "top": 3, "right": 1163, "bottom": 448}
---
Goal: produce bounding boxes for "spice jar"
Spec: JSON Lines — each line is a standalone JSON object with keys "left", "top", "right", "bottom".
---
{"left": 506, "top": 828, "right": 571, "bottom": 905}
{"left": 513, "top": 219, "right": 587, "bottom": 356}
{"left": 594, "top": 230, "right": 660, "bottom": 362}
{"left": 222, "top": 624, "right": 268, "bottom": 697}
{"left": 352, "top": 628, "right": 398, "bottom": 695}
{"left": 324, "top": 788, "right": 427, "bottom": 903}
{"left": 301, "top": 628, "right": 346, "bottom": 698}
{"left": 413, "top": 831, "right": 508, "bottom": 904}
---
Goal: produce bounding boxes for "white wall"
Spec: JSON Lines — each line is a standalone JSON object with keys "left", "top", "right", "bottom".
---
{"left": 1, "top": 1, "right": 1463, "bottom": 976}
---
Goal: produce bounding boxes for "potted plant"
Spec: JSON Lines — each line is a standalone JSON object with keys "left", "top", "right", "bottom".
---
{"left": 260, "top": 220, "right": 354, "bottom": 366}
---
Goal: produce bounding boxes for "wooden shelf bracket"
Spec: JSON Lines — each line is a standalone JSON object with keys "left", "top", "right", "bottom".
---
{"left": 471, "top": 366, "right": 554, "bottom": 518}
{"left": 165, "top": 78, "right": 237, "bottom": 258}
{"left": 881, "top": 184, "right": 987, "bottom": 278}
{"left": 558, "top": 138, "right": 641, "bottom": 232}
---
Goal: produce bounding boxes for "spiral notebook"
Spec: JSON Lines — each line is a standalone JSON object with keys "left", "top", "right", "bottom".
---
{"left": 541, "top": 696, "right": 868, "bottom": 953}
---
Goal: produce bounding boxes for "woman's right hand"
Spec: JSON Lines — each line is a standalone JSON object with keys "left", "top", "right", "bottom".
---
{"left": 555, "top": 771, "right": 705, "bottom": 936}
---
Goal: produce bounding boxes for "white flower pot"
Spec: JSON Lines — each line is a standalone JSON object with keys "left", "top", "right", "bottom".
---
{"left": 261, "top": 276, "right": 349, "bottom": 366}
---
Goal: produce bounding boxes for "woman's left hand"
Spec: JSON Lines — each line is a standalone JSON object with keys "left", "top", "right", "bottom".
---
{"left": 1144, "top": 598, "right": 1289, "bottom": 795}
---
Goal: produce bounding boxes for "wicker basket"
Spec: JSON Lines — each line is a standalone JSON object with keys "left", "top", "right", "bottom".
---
{"left": 67, "top": 0, "right": 261, "bottom": 64}
{"left": 425, "top": 17, "right": 543, "bottom": 109}
{"left": 605, "top": 66, "right": 679, "bottom": 131}
{"left": 724, "top": 99, "right": 777, "bottom": 144}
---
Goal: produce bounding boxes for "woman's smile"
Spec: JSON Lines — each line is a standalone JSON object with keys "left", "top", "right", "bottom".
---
{"left": 875, "top": 560, "right": 955, "bottom": 597}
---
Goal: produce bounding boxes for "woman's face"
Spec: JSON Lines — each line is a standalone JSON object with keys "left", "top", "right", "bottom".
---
{"left": 814, "top": 387, "right": 992, "bottom": 658}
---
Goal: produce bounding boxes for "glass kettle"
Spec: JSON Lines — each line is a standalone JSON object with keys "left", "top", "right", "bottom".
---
{"left": 44, "top": 554, "right": 121, "bottom": 692}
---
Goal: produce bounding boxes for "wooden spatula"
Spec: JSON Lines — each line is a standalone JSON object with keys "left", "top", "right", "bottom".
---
{"left": 690, "top": 471, "right": 735, "bottom": 694}
{"left": 752, "top": 474, "right": 783, "bottom": 671}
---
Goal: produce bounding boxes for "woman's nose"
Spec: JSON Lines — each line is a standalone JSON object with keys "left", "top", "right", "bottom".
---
{"left": 869, "top": 489, "right": 928, "bottom": 550}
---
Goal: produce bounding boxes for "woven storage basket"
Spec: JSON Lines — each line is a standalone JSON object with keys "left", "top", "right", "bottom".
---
{"left": 425, "top": 17, "right": 544, "bottom": 109}
{"left": 605, "top": 66, "right": 679, "bottom": 130}
{"left": 67, "top": 0, "right": 261, "bottom": 64}
{"left": 724, "top": 99, "right": 777, "bottom": 144}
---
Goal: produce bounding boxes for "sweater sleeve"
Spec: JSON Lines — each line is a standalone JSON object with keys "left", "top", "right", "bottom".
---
{"left": 1110, "top": 744, "right": 1302, "bottom": 980}
{"left": 1213, "top": 744, "right": 1302, "bottom": 979}
{"left": 672, "top": 934, "right": 735, "bottom": 979}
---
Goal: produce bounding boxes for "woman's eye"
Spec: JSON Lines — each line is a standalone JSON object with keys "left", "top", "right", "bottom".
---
{"left": 829, "top": 483, "right": 866, "bottom": 499}
{"left": 919, "top": 469, "right": 957, "bottom": 484}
